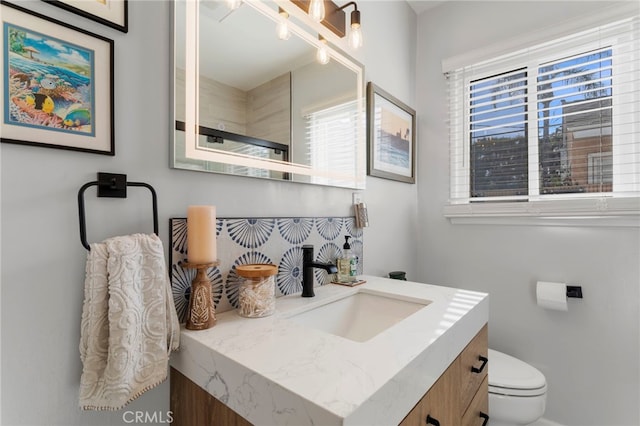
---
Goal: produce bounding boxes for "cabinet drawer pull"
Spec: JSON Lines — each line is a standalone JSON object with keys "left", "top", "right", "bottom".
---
{"left": 425, "top": 414, "right": 440, "bottom": 426}
{"left": 479, "top": 411, "right": 489, "bottom": 426}
{"left": 471, "top": 355, "right": 488, "bottom": 374}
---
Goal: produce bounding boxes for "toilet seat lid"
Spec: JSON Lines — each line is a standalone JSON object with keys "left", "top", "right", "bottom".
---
{"left": 488, "top": 349, "right": 546, "bottom": 391}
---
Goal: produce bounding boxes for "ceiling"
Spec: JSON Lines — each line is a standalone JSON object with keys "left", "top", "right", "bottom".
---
{"left": 407, "top": 0, "right": 446, "bottom": 15}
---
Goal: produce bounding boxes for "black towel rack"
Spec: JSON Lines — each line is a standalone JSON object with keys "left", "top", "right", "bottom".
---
{"left": 78, "top": 172, "right": 159, "bottom": 250}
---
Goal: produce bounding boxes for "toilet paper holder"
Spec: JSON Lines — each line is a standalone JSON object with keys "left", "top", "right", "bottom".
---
{"left": 566, "top": 285, "right": 583, "bottom": 299}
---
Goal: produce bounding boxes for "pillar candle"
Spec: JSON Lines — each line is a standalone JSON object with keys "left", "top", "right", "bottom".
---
{"left": 187, "top": 205, "right": 217, "bottom": 264}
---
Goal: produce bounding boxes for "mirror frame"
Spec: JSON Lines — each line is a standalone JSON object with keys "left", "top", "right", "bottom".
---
{"left": 170, "top": 0, "right": 366, "bottom": 189}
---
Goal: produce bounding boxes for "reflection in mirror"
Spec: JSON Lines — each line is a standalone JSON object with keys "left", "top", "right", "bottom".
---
{"left": 172, "top": 0, "right": 366, "bottom": 189}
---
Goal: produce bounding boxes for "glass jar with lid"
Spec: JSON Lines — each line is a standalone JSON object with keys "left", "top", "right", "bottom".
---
{"left": 236, "top": 264, "right": 278, "bottom": 318}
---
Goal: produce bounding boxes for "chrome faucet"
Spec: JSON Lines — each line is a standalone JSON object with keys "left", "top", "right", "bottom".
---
{"left": 302, "top": 245, "right": 338, "bottom": 297}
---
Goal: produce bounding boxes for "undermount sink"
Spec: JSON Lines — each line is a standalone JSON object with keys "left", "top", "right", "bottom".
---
{"left": 286, "top": 291, "right": 430, "bottom": 342}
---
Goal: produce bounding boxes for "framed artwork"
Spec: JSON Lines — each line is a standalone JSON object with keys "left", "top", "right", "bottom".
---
{"left": 0, "top": 1, "right": 114, "bottom": 155}
{"left": 43, "top": 0, "right": 128, "bottom": 33}
{"left": 367, "top": 82, "right": 416, "bottom": 183}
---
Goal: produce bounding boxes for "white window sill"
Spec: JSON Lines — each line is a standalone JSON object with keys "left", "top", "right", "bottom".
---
{"left": 443, "top": 197, "right": 640, "bottom": 227}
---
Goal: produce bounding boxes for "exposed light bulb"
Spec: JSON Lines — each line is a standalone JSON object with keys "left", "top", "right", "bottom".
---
{"left": 309, "top": 0, "right": 325, "bottom": 22}
{"left": 348, "top": 9, "right": 362, "bottom": 49}
{"left": 317, "top": 45, "right": 330, "bottom": 64}
{"left": 225, "top": 0, "right": 241, "bottom": 10}
{"left": 277, "top": 21, "right": 291, "bottom": 40}
{"left": 349, "top": 24, "right": 363, "bottom": 49}
{"left": 316, "top": 39, "right": 330, "bottom": 65}
{"left": 276, "top": 9, "right": 291, "bottom": 40}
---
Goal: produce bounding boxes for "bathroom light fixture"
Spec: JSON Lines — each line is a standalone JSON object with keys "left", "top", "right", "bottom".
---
{"left": 308, "top": 0, "right": 325, "bottom": 22}
{"left": 316, "top": 35, "right": 330, "bottom": 64}
{"left": 225, "top": 0, "right": 242, "bottom": 10}
{"left": 276, "top": 7, "right": 291, "bottom": 40}
{"left": 291, "top": 0, "right": 346, "bottom": 37}
{"left": 290, "top": 1, "right": 362, "bottom": 48}
{"left": 338, "top": 2, "right": 362, "bottom": 49}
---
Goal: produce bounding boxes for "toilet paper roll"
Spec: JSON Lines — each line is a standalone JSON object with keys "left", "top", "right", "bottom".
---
{"left": 536, "top": 281, "right": 568, "bottom": 311}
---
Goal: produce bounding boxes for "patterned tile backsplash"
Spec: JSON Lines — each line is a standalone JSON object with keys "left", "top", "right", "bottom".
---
{"left": 170, "top": 217, "right": 363, "bottom": 322}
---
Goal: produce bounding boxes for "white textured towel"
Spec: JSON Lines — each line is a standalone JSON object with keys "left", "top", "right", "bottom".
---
{"left": 79, "top": 233, "right": 180, "bottom": 410}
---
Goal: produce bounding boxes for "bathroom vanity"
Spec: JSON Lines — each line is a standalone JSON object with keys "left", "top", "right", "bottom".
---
{"left": 170, "top": 276, "right": 489, "bottom": 425}
{"left": 399, "top": 325, "right": 488, "bottom": 426}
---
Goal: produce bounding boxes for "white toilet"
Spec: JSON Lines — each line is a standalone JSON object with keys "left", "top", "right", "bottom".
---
{"left": 488, "top": 349, "right": 547, "bottom": 426}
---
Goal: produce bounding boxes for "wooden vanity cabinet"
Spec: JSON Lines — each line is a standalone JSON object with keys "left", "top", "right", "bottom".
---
{"left": 399, "top": 358, "right": 460, "bottom": 426}
{"left": 170, "top": 368, "right": 250, "bottom": 426}
{"left": 461, "top": 376, "right": 489, "bottom": 426}
{"left": 171, "top": 324, "right": 488, "bottom": 426}
{"left": 400, "top": 324, "right": 489, "bottom": 426}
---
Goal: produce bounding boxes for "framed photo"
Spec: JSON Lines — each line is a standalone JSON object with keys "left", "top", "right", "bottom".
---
{"left": 43, "top": 0, "right": 128, "bottom": 33}
{"left": 0, "top": 1, "right": 114, "bottom": 155}
{"left": 367, "top": 82, "right": 416, "bottom": 183}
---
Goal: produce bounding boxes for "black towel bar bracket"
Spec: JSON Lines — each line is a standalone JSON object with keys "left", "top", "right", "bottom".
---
{"left": 78, "top": 172, "right": 159, "bottom": 250}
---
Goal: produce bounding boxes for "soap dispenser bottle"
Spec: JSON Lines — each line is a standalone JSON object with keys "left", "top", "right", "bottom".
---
{"left": 337, "top": 236, "right": 357, "bottom": 282}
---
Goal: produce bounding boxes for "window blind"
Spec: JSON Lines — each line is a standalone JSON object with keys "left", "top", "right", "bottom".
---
{"left": 447, "top": 15, "right": 640, "bottom": 209}
{"left": 305, "top": 100, "right": 359, "bottom": 186}
{"left": 225, "top": 141, "right": 272, "bottom": 178}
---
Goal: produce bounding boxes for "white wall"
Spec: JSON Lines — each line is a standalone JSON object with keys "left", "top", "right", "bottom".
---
{"left": 415, "top": 2, "right": 639, "bottom": 425}
{"left": 0, "top": 1, "right": 417, "bottom": 425}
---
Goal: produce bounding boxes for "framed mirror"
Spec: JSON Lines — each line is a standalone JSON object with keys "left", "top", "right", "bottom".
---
{"left": 171, "top": 0, "right": 366, "bottom": 189}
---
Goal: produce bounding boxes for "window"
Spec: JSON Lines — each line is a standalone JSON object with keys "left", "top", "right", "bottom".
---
{"left": 305, "top": 100, "right": 360, "bottom": 187}
{"left": 446, "top": 14, "right": 640, "bottom": 221}
{"left": 469, "top": 68, "right": 529, "bottom": 198}
{"left": 588, "top": 152, "right": 613, "bottom": 185}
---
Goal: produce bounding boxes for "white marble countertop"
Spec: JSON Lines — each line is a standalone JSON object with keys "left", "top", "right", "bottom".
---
{"left": 170, "top": 276, "right": 489, "bottom": 425}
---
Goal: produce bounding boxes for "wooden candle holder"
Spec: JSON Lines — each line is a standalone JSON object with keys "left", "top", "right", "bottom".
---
{"left": 183, "top": 261, "right": 218, "bottom": 330}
